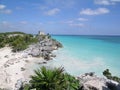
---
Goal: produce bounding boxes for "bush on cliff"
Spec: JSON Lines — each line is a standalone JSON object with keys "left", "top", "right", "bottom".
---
{"left": 0, "top": 32, "right": 63, "bottom": 52}
{"left": 0, "top": 32, "right": 38, "bottom": 52}
{"left": 103, "top": 69, "right": 120, "bottom": 83}
{"left": 23, "top": 66, "right": 80, "bottom": 90}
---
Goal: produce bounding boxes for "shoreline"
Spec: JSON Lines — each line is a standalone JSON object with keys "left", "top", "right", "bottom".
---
{"left": 0, "top": 34, "right": 120, "bottom": 89}
{"left": 1, "top": 47, "right": 120, "bottom": 90}
{"left": 0, "top": 32, "right": 63, "bottom": 89}
{"left": 0, "top": 47, "right": 47, "bottom": 89}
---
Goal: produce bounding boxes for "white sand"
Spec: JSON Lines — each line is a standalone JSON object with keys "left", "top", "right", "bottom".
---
{"left": 0, "top": 47, "right": 45, "bottom": 89}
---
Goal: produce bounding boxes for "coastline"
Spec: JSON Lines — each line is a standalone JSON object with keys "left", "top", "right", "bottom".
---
{"left": 52, "top": 35, "right": 120, "bottom": 76}
{"left": 0, "top": 34, "right": 120, "bottom": 90}
{"left": 0, "top": 32, "right": 63, "bottom": 89}
{"left": 1, "top": 46, "right": 120, "bottom": 90}
{"left": 0, "top": 47, "right": 46, "bottom": 89}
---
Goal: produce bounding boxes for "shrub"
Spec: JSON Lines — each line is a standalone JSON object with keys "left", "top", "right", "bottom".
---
{"left": 0, "top": 32, "right": 38, "bottom": 52}
{"left": 103, "top": 69, "right": 120, "bottom": 83}
{"left": 24, "top": 66, "right": 80, "bottom": 90}
{"left": 63, "top": 73, "right": 80, "bottom": 90}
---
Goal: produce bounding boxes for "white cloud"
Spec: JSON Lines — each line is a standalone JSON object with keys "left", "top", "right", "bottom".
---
{"left": 0, "top": 21, "right": 13, "bottom": 28}
{"left": 0, "top": 4, "right": 6, "bottom": 9}
{"left": 0, "top": 9, "right": 12, "bottom": 14}
{"left": 43, "top": 0, "right": 75, "bottom": 8}
{"left": 63, "top": 20, "right": 73, "bottom": 24}
{"left": 77, "top": 18, "right": 88, "bottom": 21}
{"left": 80, "top": 8, "right": 109, "bottom": 15}
{"left": 44, "top": 8, "right": 60, "bottom": 16}
{"left": 1, "top": 21, "right": 8, "bottom": 25}
{"left": 20, "top": 21, "right": 28, "bottom": 24}
{"left": 16, "top": 7, "right": 24, "bottom": 10}
{"left": 36, "top": 22, "right": 43, "bottom": 25}
{"left": 70, "top": 23, "right": 84, "bottom": 27}
{"left": 94, "top": 0, "right": 120, "bottom": 5}
{"left": 111, "top": 0, "right": 120, "bottom": 2}
{"left": 61, "top": 20, "right": 85, "bottom": 27}
{"left": 39, "top": 6, "right": 48, "bottom": 10}
{"left": 0, "top": 4, "right": 12, "bottom": 14}
{"left": 94, "top": 0, "right": 112, "bottom": 5}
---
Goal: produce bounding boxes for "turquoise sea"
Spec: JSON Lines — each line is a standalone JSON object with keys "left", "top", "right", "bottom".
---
{"left": 47, "top": 35, "right": 120, "bottom": 76}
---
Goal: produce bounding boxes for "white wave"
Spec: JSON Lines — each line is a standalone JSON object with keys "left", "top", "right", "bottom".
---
{"left": 46, "top": 50, "right": 106, "bottom": 76}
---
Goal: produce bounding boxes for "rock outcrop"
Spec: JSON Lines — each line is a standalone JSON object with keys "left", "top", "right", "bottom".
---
{"left": 23, "top": 34, "right": 62, "bottom": 60}
{"left": 77, "top": 72, "right": 120, "bottom": 90}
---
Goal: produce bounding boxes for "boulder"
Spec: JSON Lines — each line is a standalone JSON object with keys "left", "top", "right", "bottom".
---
{"left": 50, "top": 54, "right": 56, "bottom": 57}
{"left": 77, "top": 73, "right": 120, "bottom": 90}
{"left": 21, "top": 67, "right": 25, "bottom": 71}
{"left": 23, "top": 34, "right": 62, "bottom": 60}
{"left": 14, "top": 79, "right": 23, "bottom": 90}
{"left": 4, "top": 55, "right": 9, "bottom": 58}
{"left": 30, "top": 49, "right": 40, "bottom": 57}
{"left": 106, "top": 80, "right": 120, "bottom": 90}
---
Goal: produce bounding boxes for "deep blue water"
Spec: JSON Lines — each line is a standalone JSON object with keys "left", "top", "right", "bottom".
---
{"left": 47, "top": 35, "right": 120, "bottom": 76}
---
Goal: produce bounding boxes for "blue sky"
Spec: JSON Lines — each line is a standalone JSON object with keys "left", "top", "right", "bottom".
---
{"left": 0, "top": 0, "right": 120, "bottom": 35}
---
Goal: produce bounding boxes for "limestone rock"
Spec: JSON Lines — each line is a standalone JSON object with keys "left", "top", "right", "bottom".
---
{"left": 77, "top": 72, "right": 120, "bottom": 90}
{"left": 23, "top": 35, "right": 62, "bottom": 60}
{"left": 14, "top": 79, "right": 23, "bottom": 90}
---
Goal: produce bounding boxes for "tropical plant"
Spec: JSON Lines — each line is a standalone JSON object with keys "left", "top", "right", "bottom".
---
{"left": 103, "top": 69, "right": 112, "bottom": 79}
{"left": 0, "top": 32, "right": 38, "bottom": 52}
{"left": 29, "top": 66, "right": 64, "bottom": 90}
{"left": 103, "top": 69, "right": 120, "bottom": 83}
{"left": 25, "top": 66, "right": 80, "bottom": 90}
{"left": 63, "top": 73, "right": 80, "bottom": 90}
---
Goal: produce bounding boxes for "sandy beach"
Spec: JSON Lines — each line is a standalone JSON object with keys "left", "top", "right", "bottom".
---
{"left": 0, "top": 47, "right": 46, "bottom": 89}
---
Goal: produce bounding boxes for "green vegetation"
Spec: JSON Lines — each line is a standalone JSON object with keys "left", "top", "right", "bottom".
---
{"left": 103, "top": 69, "right": 120, "bottom": 83}
{"left": 22, "top": 66, "right": 80, "bottom": 90}
{"left": 0, "top": 31, "right": 63, "bottom": 52}
{"left": 0, "top": 31, "right": 25, "bottom": 35}
{"left": 0, "top": 32, "right": 38, "bottom": 52}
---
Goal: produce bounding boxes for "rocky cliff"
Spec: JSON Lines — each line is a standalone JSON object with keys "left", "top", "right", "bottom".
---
{"left": 23, "top": 34, "right": 62, "bottom": 60}
{"left": 77, "top": 72, "right": 120, "bottom": 90}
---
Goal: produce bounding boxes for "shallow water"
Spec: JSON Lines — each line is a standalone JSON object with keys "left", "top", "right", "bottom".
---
{"left": 46, "top": 35, "right": 120, "bottom": 76}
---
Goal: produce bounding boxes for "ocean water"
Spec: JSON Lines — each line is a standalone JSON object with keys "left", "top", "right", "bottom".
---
{"left": 46, "top": 35, "right": 120, "bottom": 76}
